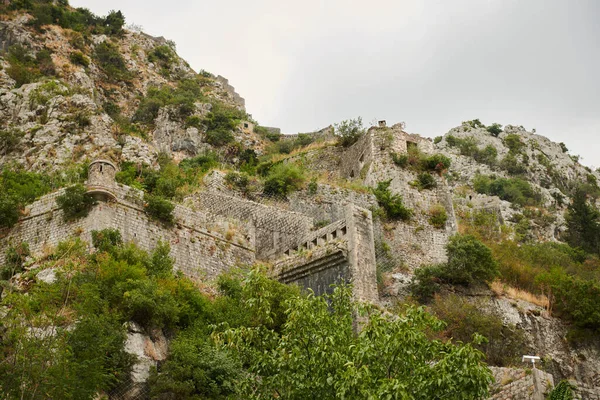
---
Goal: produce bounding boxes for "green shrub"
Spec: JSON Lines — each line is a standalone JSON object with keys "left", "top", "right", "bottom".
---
{"left": 422, "top": 153, "right": 451, "bottom": 172}
{"left": 463, "top": 119, "right": 485, "bottom": 129}
{"left": 205, "top": 128, "right": 234, "bottom": 147}
{"left": 144, "top": 194, "right": 175, "bottom": 224}
{"left": 415, "top": 172, "right": 436, "bottom": 190}
{"left": 410, "top": 234, "right": 498, "bottom": 299}
{"left": 391, "top": 152, "right": 408, "bottom": 167}
{"left": 446, "top": 135, "right": 479, "bottom": 156}
{"left": 92, "top": 229, "right": 123, "bottom": 252}
{"left": 445, "top": 234, "right": 498, "bottom": 285}
{"left": 263, "top": 163, "right": 305, "bottom": 198}
{"left": 1, "top": 242, "right": 30, "bottom": 280}
{"left": 0, "top": 195, "right": 20, "bottom": 229}
{"left": 430, "top": 294, "right": 526, "bottom": 366}
{"left": 225, "top": 171, "right": 251, "bottom": 194}
{"left": 548, "top": 380, "right": 576, "bottom": 400}
{"left": 6, "top": 45, "right": 56, "bottom": 87}
{"left": 473, "top": 145, "right": 497, "bottom": 166}
{"left": 334, "top": 117, "right": 365, "bottom": 147}
{"left": 537, "top": 269, "right": 600, "bottom": 330}
{"left": 500, "top": 153, "right": 527, "bottom": 175}
{"left": 93, "top": 41, "right": 132, "bottom": 83}
{"left": 473, "top": 174, "right": 540, "bottom": 206}
{"left": 56, "top": 184, "right": 96, "bottom": 221}
{"left": 486, "top": 123, "right": 503, "bottom": 137}
{"left": 0, "top": 129, "right": 24, "bottom": 154}
{"left": 433, "top": 136, "right": 442, "bottom": 144}
{"left": 69, "top": 51, "right": 89, "bottom": 67}
{"left": 372, "top": 180, "right": 413, "bottom": 220}
{"left": 564, "top": 188, "right": 600, "bottom": 255}
{"left": 203, "top": 103, "right": 245, "bottom": 146}
{"left": 429, "top": 205, "right": 448, "bottom": 229}
{"left": 503, "top": 134, "right": 524, "bottom": 153}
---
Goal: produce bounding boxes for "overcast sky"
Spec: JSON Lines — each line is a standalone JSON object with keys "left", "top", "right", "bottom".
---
{"left": 72, "top": 0, "right": 600, "bottom": 167}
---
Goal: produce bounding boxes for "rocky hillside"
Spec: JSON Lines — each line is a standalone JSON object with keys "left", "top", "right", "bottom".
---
{"left": 0, "top": 2, "right": 599, "bottom": 400}
{"left": 0, "top": 3, "right": 269, "bottom": 172}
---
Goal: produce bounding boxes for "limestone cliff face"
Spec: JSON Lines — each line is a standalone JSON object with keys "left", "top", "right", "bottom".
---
{"left": 0, "top": 11, "right": 265, "bottom": 171}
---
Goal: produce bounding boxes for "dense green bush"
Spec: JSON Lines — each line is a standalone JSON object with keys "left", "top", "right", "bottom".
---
{"left": 91, "top": 228, "right": 123, "bottom": 252}
{"left": 411, "top": 234, "right": 498, "bottom": 300}
{"left": 334, "top": 117, "right": 365, "bottom": 147}
{"left": 148, "top": 45, "right": 177, "bottom": 75}
{"left": 204, "top": 103, "right": 245, "bottom": 146}
{"left": 0, "top": 166, "right": 80, "bottom": 228}
{"left": 430, "top": 294, "right": 526, "bottom": 366}
{"left": 93, "top": 42, "right": 132, "bottom": 82}
{"left": 56, "top": 184, "right": 96, "bottom": 220}
{"left": 415, "top": 172, "right": 436, "bottom": 190}
{"left": 473, "top": 174, "right": 540, "bottom": 206}
{"left": 564, "top": 188, "right": 600, "bottom": 255}
{"left": 446, "top": 135, "right": 479, "bottom": 156}
{"left": 445, "top": 234, "right": 498, "bottom": 285}
{"left": 263, "top": 163, "right": 305, "bottom": 197}
{"left": 429, "top": 204, "right": 448, "bottom": 228}
{"left": 537, "top": 269, "right": 600, "bottom": 330}
{"left": 69, "top": 51, "right": 89, "bottom": 67}
{"left": 144, "top": 194, "right": 175, "bottom": 224}
{"left": 391, "top": 150, "right": 451, "bottom": 173}
{"left": 486, "top": 123, "right": 503, "bottom": 137}
{"left": 473, "top": 145, "right": 498, "bottom": 166}
{"left": 0, "top": 129, "right": 24, "bottom": 154}
{"left": 372, "top": 180, "right": 413, "bottom": 220}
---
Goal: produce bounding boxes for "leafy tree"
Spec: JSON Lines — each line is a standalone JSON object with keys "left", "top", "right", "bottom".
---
{"left": 56, "top": 184, "right": 96, "bottom": 220}
{"left": 548, "top": 380, "right": 576, "bottom": 400}
{"left": 335, "top": 117, "right": 365, "bottom": 147}
{"left": 218, "top": 285, "right": 493, "bottom": 399}
{"left": 444, "top": 234, "right": 498, "bottom": 285}
{"left": 564, "top": 189, "right": 600, "bottom": 255}
{"left": 486, "top": 123, "right": 503, "bottom": 137}
{"left": 104, "top": 10, "right": 125, "bottom": 35}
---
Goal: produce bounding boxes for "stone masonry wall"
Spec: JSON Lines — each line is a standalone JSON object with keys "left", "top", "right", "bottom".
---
{"left": 192, "top": 191, "right": 313, "bottom": 260}
{"left": 272, "top": 204, "right": 378, "bottom": 302}
{"left": 0, "top": 186, "right": 255, "bottom": 280}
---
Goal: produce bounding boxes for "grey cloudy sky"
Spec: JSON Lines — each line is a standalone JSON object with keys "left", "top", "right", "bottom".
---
{"left": 72, "top": 0, "right": 600, "bottom": 167}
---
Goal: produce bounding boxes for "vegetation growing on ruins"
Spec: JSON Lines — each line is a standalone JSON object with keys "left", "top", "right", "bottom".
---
{"left": 372, "top": 180, "right": 413, "bottom": 221}
{"left": 0, "top": 236, "right": 493, "bottom": 399}
{"left": 56, "top": 184, "right": 96, "bottom": 220}
{"left": 334, "top": 117, "right": 365, "bottom": 147}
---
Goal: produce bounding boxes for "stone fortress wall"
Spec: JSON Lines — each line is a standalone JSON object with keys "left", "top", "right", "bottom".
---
{"left": 215, "top": 75, "right": 245, "bottom": 111}
{"left": 0, "top": 161, "right": 255, "bottom": 280}
{"left": 338, "top": 123, "right": 457, "bottom": 270}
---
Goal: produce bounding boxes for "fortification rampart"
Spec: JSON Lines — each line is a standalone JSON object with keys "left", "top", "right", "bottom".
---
{"left": 191, "top": 191, "right": 313, "bottom": 260}
{"left": 215, "top": 75, "right": 245, "bottom": 110}
{"left": 0, "top": 176, "right": 255, "bottom": 280}
{"left": 280, "top": 126, "right": 335, "bottom": 142}
{"left": 272, "top": 204, "right": 377, "bottom": 302}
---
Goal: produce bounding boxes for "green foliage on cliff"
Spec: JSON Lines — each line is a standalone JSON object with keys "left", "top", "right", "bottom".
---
{"left": 263, "top": 163, "right": 306, "bottom": 197}
{"left": 144, "top": 193, "right": 175, "bottom": 224}
{"left": 93, "top": 41, "right": 133, "bottom": 83}
{"left": 564, "top": 188, "right": 600, "bottom": 255}
{"left": 335, "top": 117, "right": 365, "bottom": 147}
{"left": 6, "top": 44, "right": 56, "bottom": 87}
{"left": 1, "top": 1, "right": 125, "bottom": 36}
{"left": 430, "top": 294, "right": 527, "bottom": 367}
{"left": 473, "top": 174, "right": 540, "bottom": 206}
{"left": 0, "top": 236, "right": 214, "bottom": 398}
{"left": 372, "top": 180, "right": 413, "bottom": 220}
{"left": 410, "top": 234, "right": 498, "bottom": 300}
{"left": 56, "top": 184, "right": 96, "bottom": 220}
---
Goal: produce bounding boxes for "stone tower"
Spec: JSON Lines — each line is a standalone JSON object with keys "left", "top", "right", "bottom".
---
{"left": 86, "top": 159, "right": 118, "bottom": 201}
